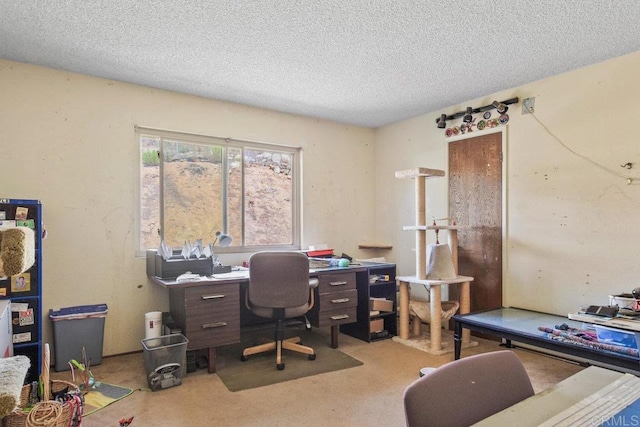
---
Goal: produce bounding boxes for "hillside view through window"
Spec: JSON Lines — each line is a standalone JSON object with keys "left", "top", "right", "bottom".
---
{"left": 138, "top": 130, "right": 300, "bottom": 253}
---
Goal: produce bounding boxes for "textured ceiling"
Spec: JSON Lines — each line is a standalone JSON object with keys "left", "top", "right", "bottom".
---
{"left": 2, "top": 1, "right": 640, "bottom": 128}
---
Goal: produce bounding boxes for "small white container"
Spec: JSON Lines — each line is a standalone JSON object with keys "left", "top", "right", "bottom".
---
{"left": 609, "top": 294, "right": 640, "bottom": 313}
{"left": 145, "top": 311, "right": 163, "bottom": 346}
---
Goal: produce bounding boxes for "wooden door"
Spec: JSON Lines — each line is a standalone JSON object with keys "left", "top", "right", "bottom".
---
{"left": 448, "top": 132, "right": 503, "bottom": 312}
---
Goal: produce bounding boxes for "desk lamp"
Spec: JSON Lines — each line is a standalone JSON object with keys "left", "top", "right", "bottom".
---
{"left": 212, "top": 231, "right": 232, "bottom": 273}
{"left": 213, "top": 231, "right": 232, "bottom": 248}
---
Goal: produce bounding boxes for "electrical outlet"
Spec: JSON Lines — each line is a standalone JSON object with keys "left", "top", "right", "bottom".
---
{"left": 522, "top": 97, "right": 535, "bottom": 114}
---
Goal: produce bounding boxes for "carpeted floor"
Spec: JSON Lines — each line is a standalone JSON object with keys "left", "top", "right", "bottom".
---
{"left": 48, "top": 328, "right": 584, "bottom": 426}
{"left": 215, "top": 326, "right": 363, "bottom": 391}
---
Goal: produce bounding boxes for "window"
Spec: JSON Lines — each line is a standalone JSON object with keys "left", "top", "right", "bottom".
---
{"left": 137, "top": 127, "right": 301, "bottom": 255}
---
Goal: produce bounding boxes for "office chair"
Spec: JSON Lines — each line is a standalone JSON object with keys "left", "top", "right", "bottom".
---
{"left": 241, "top": 251, "right": 318, "bottom": 370}
{"left": 403, "top": 350, "right": 534, "bottom": 427}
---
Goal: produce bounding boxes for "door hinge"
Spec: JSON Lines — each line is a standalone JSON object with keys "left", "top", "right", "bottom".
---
{"left": 500, "top": 152, "right": 504, "bottom": 162}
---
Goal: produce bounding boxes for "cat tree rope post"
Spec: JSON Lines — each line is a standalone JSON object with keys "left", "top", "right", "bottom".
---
{"left": 396, "top": 168, "right": 440, "bottom": 342}
{"left": 415, "top": 173, "right": 426, "bottom": 280}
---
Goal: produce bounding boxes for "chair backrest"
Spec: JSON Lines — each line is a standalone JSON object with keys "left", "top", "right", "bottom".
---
{"left": 248, "top": 251, "right": 310, "bottom": 309}
{"left": 403, "top": 350, "right": 534, "bottom": 427}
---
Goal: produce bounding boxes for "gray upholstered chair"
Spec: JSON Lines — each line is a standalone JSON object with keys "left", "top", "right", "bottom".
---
{"left": 403, "top": 350, "right": 535, "bottom": 427}
{"left": 241, "top": 251, "right": 318, "bottom": 370}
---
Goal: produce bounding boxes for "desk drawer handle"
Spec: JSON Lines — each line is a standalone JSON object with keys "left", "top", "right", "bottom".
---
{"left": 202, "top": 321, "right": 227, "bottom": 329}
{"left": 329, "top": 281, "right": 348, "bottom": 287}
{"left": 202, "top": 294, "right": 225, "bottom": 300}
{"left": 331, "top": 298, "right": 350, "bottom": 304}
{"left": 330, "top": 314, "right": 349, "bottom": 320}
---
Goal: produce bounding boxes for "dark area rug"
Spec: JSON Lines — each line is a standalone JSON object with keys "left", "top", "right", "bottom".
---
{"left": 214, "top": 326, "right": 363, "bottom": 392}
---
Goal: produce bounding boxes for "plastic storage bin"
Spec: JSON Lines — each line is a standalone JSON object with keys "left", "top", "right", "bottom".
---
{"left": 595, "top": 325, "right": 640, "bottom": 351}
{"left": 141, "top": 333, "right": 189, "bottom": 391}
{"left": 49, "top": 304, "right": 108, "bottom": 371}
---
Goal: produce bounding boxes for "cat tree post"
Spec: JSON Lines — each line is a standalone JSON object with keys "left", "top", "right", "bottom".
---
{"left": 395, "top": 167, "right": 475, "bottom": 354}
{"left": 415, "top": 173, "right": 426, "bottom": 280}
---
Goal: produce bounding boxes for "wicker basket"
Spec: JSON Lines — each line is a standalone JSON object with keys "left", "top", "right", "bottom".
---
{"left": 4, "top": 343, "right": 83, "bottom": 427}
{"left": 4, "top": 380, "right": 82, "bottom": 427}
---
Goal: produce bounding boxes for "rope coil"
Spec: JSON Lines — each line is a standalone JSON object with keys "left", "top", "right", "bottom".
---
{"left": 25, "top": 401, "right": 63, "bottom": 427}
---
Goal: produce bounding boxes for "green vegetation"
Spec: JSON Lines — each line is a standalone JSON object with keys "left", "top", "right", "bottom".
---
{"left": 162, "top": 141, "right": 223, "bottom": 163}
{"left": 141, "top": 149, "right": 159, "bottom": 166}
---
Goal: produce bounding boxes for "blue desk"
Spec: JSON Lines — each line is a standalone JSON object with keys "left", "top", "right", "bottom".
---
{"left": 453, "top": 307, "right": 640, "bottom": 374}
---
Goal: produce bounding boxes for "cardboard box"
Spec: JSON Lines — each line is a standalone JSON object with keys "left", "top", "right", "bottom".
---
{"left": 0, "top": 300, "right": 11, "bottom": 358}
{"left": 370, "top": 298, "right": 393, "bottom": 312}
{"left": 370, "top": 318, "right": 384, "bottom": 332}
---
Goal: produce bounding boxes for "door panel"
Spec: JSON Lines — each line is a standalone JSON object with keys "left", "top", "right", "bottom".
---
{"left": 448, "top": 133, "right": 502, "bottom": 312}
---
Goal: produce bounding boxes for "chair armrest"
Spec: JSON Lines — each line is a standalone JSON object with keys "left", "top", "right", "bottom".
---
{"left": 307, "top": 278, "right": 319, "bottom": 310}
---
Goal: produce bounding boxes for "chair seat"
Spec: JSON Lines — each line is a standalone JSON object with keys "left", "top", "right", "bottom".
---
{"left": 250, "top": 303, "right": 310, "bottom": 319}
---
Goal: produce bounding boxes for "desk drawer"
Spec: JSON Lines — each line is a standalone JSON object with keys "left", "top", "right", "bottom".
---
{"left": 184, "top": 283, "right": 240, "bottom": 349}
{"left": 317, "top": 272, "right": 356, "bottom": 294}
{"left": 318, "top": 289, "right": 357, "bottom": 312}
{"left": 315, "top": 306, "right": 357, "bottom": 327}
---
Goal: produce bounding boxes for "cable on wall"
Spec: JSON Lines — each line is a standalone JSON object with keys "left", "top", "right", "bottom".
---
{"left": 527, "top": 110, "right": 639, "bottom": 185}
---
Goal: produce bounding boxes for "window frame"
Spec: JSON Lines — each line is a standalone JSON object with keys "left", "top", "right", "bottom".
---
{"left": 135, "top": 126, "right": 302, "bottom": 256}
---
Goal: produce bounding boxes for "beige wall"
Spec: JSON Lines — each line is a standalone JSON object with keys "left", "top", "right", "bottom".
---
{"left": 3, "top": 49, "right": 640, "bottom": 357}
{"left": 375, "top": 51, "right": 640, "bottom": 314}
{"left": 0, "top": 60, "right": 376, "bottom": 355}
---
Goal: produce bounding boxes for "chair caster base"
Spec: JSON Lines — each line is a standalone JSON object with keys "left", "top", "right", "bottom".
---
{"left": 240, "top": 355, "right": 248, "bottom": 362}
{"left": 308, "top": 354, "right": 316, "bottom": 361}
{"left": 277, "top": 363, "right": 285, "bottom": 370}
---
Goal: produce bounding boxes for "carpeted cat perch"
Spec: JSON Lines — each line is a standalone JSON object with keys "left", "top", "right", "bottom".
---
{"left": 0, "top": 355, "right": 31, "bottom": 418}
{"left": 0, "top": 227, "right": 35, "bottom": 277}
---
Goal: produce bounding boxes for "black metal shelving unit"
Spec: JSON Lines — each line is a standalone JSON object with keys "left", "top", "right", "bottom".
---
{"left": 340, "top": 262, "right": 397, "bottom": 342}
{"left": 0, "top": 198, "right": 43, "bottom": 383}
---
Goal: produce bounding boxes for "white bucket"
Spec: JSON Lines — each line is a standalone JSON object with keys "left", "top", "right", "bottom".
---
{"left": 145, "top": 311, "right": 163, "bottom": 346}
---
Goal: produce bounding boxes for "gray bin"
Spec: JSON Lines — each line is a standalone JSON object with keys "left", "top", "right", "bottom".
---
{"left": 49, "top": 304, "right": 108, "bottom": 372}
{"left": 142, "top": 334, "right": 189, "bottom": 391}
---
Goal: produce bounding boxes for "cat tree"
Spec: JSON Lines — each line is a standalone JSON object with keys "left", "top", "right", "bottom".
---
{"left": 395, "top": 167, "right": 476, "bottom": 355}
